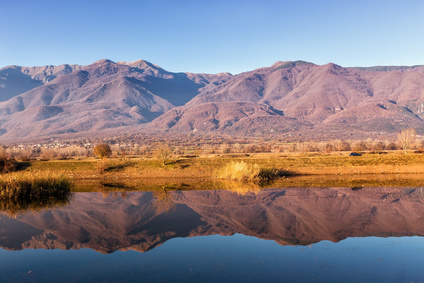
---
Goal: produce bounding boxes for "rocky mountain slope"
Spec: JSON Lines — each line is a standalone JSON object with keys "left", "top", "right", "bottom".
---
{"left": 1, "top": 59, "right": 424, "bottom": 140}
{"left": 0, "top": 59, "right": 231, "bottom": 139}
{"left": 0, "top": 64, "right": 83, "bottom": 102}
{"left": 161, "top": 61, "right": 424, "bottom": 136}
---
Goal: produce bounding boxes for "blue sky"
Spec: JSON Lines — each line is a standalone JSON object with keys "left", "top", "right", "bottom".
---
{"left": 1, "top": 0, "right": 423, "bottom": 74}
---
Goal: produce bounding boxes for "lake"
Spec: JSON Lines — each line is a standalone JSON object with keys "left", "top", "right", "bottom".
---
{"left": 1, "top": 186, "right": 424, "bottom": 282}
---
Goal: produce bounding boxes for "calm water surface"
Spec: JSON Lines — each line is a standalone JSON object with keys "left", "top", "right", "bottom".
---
{"left": 1, "top": 187, "right": 424, "bottom": 282}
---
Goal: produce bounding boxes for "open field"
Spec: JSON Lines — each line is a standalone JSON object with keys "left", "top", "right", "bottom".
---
{"left": 3, "top": 150, "right": 421, "bottom": 191}
{"left": 26, "top": 150, "right": 424, "bottom": 175}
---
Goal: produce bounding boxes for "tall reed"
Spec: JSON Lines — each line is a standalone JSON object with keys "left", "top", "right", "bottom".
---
{"left": 0, "top": 172, "right": 72, "bottom": 201}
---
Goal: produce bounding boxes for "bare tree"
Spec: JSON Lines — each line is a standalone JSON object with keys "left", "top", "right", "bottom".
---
{"left": 397, "top": 128, "right": 417, "bottom": 154}
{"left": 156, "top": 142, "right": 174, "bottom": 166}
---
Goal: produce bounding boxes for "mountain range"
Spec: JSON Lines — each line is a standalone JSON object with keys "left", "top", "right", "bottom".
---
{"left": 1, "top": 59, "right": 424, "bottom": 141}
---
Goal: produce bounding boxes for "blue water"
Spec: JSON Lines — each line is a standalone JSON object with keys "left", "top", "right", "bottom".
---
{"left": 1, "top": 235, "right": 423, "bottom": 282}
{"left": 2, "top": 187, "right": 424, "bottom": 282}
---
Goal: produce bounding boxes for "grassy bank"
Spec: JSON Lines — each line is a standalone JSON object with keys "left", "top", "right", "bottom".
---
{"left": 0, "top": 172, "right": 72, "bottom": 199}
{"left": 0, "top": 172, "right": 72, "bottom": 215}
{"left": 2, "top": 151, "right": 422, "bottom": 191}
{"left": 26, "top": 151, "right": 424, "bottom": 176}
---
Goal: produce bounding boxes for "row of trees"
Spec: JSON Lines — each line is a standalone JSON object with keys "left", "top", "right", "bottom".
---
{"left": 92, "top": 128, "right": 420, "bottom": 160}
{"left": 93, "top": 142, "right": 173, "bottom": 165}
{"left": 1, "top": 128, "right": 421, "bottom": 162}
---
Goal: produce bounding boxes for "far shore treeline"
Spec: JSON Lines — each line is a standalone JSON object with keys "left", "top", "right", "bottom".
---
{"left": 1, "top": 129, "right": 422, "bottom": 161}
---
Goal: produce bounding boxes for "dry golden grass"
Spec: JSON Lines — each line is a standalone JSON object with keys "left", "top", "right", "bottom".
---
{"left": 7, "top": 151, "right": 424, "bottom": 192}
{"left": 96, "top": 159, "right": 110, "bottom": 174}
{"left": 0, "top": 172, "right": 72, "bottom": 215}
{"left": 0, "top": 172, "right": 72, "bottom": 200}
{"left": 215, "top": 161, "right": 279, "bottom": 183}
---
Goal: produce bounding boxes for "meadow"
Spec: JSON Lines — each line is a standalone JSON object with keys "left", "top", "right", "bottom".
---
{"left": 5, "top": 150, "right": 423, "bottom": 192}
{"left": 0, "top": 148, "right": 423, "bottom": 215}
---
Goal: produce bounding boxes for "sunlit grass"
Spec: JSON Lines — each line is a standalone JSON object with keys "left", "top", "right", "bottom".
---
{"left": 0, "top": 172, "right": 72, "bottom": 200}
{"left": 215, "top": 161, "right": 279, "bottom": 183}
{"left": 7, "top": 151, "right": 424, "bottom": 192}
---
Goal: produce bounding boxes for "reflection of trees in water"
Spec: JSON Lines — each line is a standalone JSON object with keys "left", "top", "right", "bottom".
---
{"left": 96, "top": 182, "right": 131, "bottom": 199}
{"left": 98, "top": 191, "right": 128, "bottom": 199}
{"left": 0, "top": 192, "right": 71, "bottom": 217}
{"left": 152, "top": 188, "right": 176, "bottom": 213}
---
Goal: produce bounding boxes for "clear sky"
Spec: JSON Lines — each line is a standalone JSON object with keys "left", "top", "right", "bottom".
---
{"left": 1, "top": 0, "right": 423, "bottom": 74}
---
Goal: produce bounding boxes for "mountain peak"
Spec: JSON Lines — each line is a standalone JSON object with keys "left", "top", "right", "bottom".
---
{"left": 123, "top": 59, "right": 165, "bottom": 71}
{"left": 126, "top": 59, "right": 151, "bottom": 65}
{"left": 92, "top": 59, "right": 115, "bottom": 65}
{"left": 1, "top": 65, "right": 22, "bottom": 70}
{"left": 271, "top": 60, "right": 314, "bottom": 71}
{"left": 325, "top": 62, "right": 341, "bottom": 68}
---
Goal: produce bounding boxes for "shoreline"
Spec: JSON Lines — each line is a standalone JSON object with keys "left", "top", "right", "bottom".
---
{"left": 3, "top": 151, "right": 424, "bottom": 191}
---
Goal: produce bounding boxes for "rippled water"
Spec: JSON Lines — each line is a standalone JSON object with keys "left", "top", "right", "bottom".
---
{"left": 1, "top": 187, "right": 424, "bottom": 282}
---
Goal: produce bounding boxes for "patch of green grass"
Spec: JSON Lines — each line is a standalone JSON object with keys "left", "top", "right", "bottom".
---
{"left": 28, "top": 160, "right": 97, "bottom": 172}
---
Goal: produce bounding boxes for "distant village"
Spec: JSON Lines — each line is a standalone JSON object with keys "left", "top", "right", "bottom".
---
{"left": 1, "top": 130, "right": 423, "bottom": 161}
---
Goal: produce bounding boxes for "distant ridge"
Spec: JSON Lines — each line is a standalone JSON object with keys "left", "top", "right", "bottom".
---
{"left": 351, "top": 65, "right": 424, "bottom": 72}
{"left": 1, "top": 59, "right": 424, "bottom": 141}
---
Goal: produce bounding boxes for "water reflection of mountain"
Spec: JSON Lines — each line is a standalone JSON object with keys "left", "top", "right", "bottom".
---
{"left": 1, "top": 187, "right": 424, "bottom": 253}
